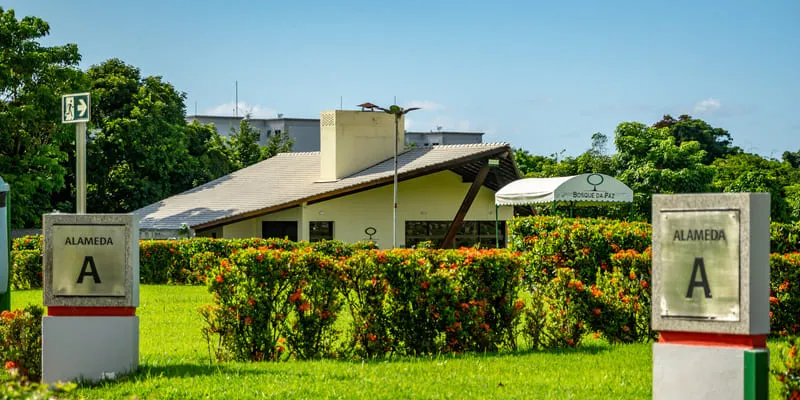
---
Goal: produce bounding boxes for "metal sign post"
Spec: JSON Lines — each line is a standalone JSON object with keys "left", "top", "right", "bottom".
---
{"left": 61, "top": 92, "right": 91, "bottom": 214}
{"left": 0, "top": 178, "right": 10, "bottom": 311}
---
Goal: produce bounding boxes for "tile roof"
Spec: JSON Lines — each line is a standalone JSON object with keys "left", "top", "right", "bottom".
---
{"left": 135, "top": 143, "right": 512, "bottom": 230}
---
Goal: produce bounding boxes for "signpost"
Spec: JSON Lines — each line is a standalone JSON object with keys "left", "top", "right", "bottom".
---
{"left": 61, "top": 92, "right": 90, "bottom": 213}
{"left": 41, "top": 93, "right": 140, "bottom": 383}
{"left": 651, "top": 193, "right": 770, "bottom": 400}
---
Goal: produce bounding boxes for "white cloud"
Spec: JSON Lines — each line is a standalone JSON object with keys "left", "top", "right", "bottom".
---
{"left": 404, "top": 100, "right": 445, "bottom": 111}
{"left": 205, "top": 102, "right": 278, "bottom": 118}
{"left": 693, "top": 98, "right": 721, "bottom": 114}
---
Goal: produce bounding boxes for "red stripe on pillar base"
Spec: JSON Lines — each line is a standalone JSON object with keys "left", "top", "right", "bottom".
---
{"left": 659, "top": 331, "right": 767, "bottom": 349}
{"left": 48, "top": 306, "right": 136, "bottom": 317}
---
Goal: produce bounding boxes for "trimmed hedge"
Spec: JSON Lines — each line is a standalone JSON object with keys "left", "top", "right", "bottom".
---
{"left": 201, "top": 247, "right": 524, "bottom": 360}
{"left": 10, "top": 250, "right": 41, "bottom": 290}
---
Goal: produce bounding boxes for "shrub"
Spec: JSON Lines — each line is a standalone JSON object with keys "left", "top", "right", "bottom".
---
{"left": 771, "top": 221, "right": 800, "bottom": 254}
{"left": 11, "top": 235, "right": 41, "bottom": 251}
{"left": 587, "top": 249, "right": 653, "bottom": 343}
{"left": 770, "top": 253, "right": 800, "bottom": 336}
{"left": 9, "top": 250, "right": 42, "bottom": 290}
{"left": 0, "top": 305, "right": 44, "bottom": 381}
{"left": 773, "top": 335, "right": 800, "bottom": 399}
{"left": 520, "top": 267, "right": 588, "bottom": 348}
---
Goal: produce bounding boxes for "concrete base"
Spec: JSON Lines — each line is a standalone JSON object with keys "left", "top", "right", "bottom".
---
{"left": 42, "top": 316, "right": 138, "bottom": 384}
{"left": 653, "top": 343, "right": 765, "bottom": 400}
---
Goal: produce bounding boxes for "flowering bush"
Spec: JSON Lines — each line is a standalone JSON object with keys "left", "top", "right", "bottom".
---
{"left": 11, "top": 235, "right": 41, "bottom": 251}
{"left": 0, "top": 305, "right": 44, "bottom": 381}
{"left": 521, "top": 267, "right": 588, "bottom": 348}
{"left": 771, "top": 222, "right": 800, "bottom": 254}
{"left": 9, "top": 250, "right": 42, "bottom": 290}
{"left": 773, "top": 335, "right": 800, "bottom": 399}
{"left": 201, "top": 247, "right": 345, "bottom": 362}
{"left": 508, "top": 216, "right": 651, "bottom": 283}
{"left": 587, "top": 249, "right": 653, "bottom": 343}
{"left": 770, "top": 253, "right": 800, "bottom": 336}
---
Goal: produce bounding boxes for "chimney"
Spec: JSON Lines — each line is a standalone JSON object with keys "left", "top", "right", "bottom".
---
{"left": 319, "top": 110, "right": 404, "bottom": 181}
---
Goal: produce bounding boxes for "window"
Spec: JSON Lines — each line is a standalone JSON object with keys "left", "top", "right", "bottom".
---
{"left": 262, "top": 221, "right": 298, "bottom": 241}
{"left": 309, "top": 221, "right": 334, "bottom": 242}
{"left": 405, "top": 220, "right": 506, "bottom": 248}
{"left": 274, "top": 129, "right": 281, "bottom": 135}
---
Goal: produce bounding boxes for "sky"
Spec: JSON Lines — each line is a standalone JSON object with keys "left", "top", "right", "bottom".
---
{"left": 6, "top": 0, "right": 799, "bottom": 158}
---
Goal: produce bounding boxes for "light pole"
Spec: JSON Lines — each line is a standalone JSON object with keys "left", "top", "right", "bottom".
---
{"left": 374, "top": 104, "right": 420, "bottom": 248}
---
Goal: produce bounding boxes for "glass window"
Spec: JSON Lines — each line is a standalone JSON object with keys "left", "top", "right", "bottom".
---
{"left": 310, "top": 221, "right": 334, "bottom": 242}
{"left": 405, "top": 220, "right": 506, "bottom": 248}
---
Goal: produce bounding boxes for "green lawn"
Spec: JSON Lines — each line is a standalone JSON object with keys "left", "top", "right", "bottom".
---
{"left": 8, "top": 286, "right": 788, "bottom": 399}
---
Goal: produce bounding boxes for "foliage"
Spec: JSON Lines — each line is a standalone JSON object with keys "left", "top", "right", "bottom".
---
{"left": 587, "top": 249, "right": 653, "bottom": 343}
{"left": 9, "top": 250, "right": 41, "bottom": 290}
{"left": 1, "top": 370, "right": 75, "bottom": 400}
{"left": 0, "top": 7, "right": 85, "bottom": 227}
{"left": 774, "top": 335, "right": 800, "bottom": 400}
{"left": 0, "top": 305, "right": 44, "bottom": 381}
{"left": 86, "top": 58, "right": 197, "bottom": 213}
{"left": 769, "top": 253, "right": 800, "bottom": 336}
{"left": 652, "top": 114, "right": 740, "bottom": 164}
{"left": 613, "top": 122, "right": 714, "bottom": 221}
{"left": 521, "top": 267, "right": 588, "bottom": 349}
{"left": 712, "top": 153, "right": 800, "bottom": 223}
{"left": 11, "top": 236, "right": 41, "bottom": 251}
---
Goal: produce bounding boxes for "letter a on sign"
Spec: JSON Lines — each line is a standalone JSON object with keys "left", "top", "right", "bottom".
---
{"left": 685, "top": 257, "right": 711, "bottom": 299}
{"left": 76, "top": 256, "right": 102, "bottom": 284}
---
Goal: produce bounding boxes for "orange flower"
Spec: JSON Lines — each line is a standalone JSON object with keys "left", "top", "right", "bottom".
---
{"left": 622, "top": 325, "right": 630, "bottom": 332}
{"left": 244, "top": 317, "right": 252, "bottom": 325}
{"left": 367, "top": 333, "right": 377, "bottom": 342}
{"left": 256, "top": 253, "right": 264, "bottom": 262}
{"left": 420, "top": 281, "right": 429, "bottom": 290}
{"left": 289, "top": 288, "right": 303, "bottom": 303}
{"left": 779, "top": 280, "right": 790, "bottom": 292}
{"left": 215, "top": 275, "right": 224, "bottom": 283}
{"left": 593, "top": 308, "right": 601, "bottom": 316}
{"left": 514, "top": 300, "right": 525, "bottom": 311}
{"left": 640, "top": 280, "right": 649, "bottom": 289}
{"left": 592, "top": 332, "right": 600, "bottom": 339}
{"left": 629, "top": 271, "right": 636, "bottom": 280}
{"left": 298, "top": 302, "right": 311, "bottom": 312}
{"left": 248, "top": 298, "right": 256, "bottom": 306}
{"left": 4, "top": 361, "right": 17, "bottom": 370}
{"left": 770, "top": 296, "right": 779, "bottom": 305}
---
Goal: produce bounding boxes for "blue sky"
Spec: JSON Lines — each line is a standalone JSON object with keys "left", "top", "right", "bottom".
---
{"left": 6, "top": 0, "right": 799, "bottom": 158}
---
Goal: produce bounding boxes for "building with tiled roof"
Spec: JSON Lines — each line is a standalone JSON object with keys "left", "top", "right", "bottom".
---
{"left": 136, "top": 109, "right": 519, "bottom": 248}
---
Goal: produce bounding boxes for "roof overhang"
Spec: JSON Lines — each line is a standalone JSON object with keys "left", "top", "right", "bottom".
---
{"left": 193, "top": 145, "right": 518, "bottom": 231}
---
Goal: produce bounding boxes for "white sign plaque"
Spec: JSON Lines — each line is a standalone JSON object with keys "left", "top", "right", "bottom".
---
{"left": 658, "top": 209, "right": 740, "bottom": 321}
{"left": 51, "top": 224, "right": 126, "bottom": 296}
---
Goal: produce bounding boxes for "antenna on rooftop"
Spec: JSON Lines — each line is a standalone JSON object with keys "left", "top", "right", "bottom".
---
{"left": 234, "top": 80, "right": 238, "bottom": 118}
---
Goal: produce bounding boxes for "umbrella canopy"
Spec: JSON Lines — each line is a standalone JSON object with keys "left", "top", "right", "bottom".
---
{"left": 495, "top": 173, "right": 633, "bottom": 206}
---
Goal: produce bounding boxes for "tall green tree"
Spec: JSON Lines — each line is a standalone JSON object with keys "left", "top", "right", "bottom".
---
{"left": 653, "top": 114, "right": 740, "bottom": 164}
{"left": 0, "top": 8, "right": 85, "bottom": 227}
{"left": 86, "top": 59, "right": 193, "bottom": 213}
{"left": 711, "top": 153, "right": 800, "bottom": 222}
{"left": 614, "top": 122, "right": 714, "bottom": 220}
{"left": 228, "top": 117, "right": 294, "bottom": 170}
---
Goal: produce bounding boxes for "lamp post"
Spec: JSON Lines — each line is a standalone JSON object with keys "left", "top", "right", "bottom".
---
{"left": 374, "top": 104, "right": 420, "bottom": 248}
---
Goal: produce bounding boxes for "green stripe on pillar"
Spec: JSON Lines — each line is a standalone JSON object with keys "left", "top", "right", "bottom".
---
{"left": 744, "top": 349, "right": 769, "bottom": 400}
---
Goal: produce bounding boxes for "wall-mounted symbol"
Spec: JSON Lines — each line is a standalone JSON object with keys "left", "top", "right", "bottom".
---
{"left": 586, "top": 174, "right": 604, "bottom": 191}
{"left": 364, "top": 227, "right": 377, "bottom": 241}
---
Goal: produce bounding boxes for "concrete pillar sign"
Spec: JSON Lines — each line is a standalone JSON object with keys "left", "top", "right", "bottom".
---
{"left": 41, "top": 213, "right": 139, "bottom": 384}
{"left": 651, "top": 193, "right": 770, "bottom": 400}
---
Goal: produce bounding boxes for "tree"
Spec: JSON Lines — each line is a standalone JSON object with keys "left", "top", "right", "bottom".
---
{"left": 86, "top": 59, "right": 193, "bottom": 213}
{"left": 614, "top": 122, "right": 714, "bottom": 220}
{"left": 652, "top": 114, "right": 740, "bottom": 164}
{"left": 782, "top": 150, "right": 800, "bottom": 169}
{"left": 0, "top": 8, "right": 85, "bottom": 227}
{"left": 261, "top": 129, "right": 294, "bottom": 160}
{"left": 711, "top": 153, "right": 800, "bottom": 222}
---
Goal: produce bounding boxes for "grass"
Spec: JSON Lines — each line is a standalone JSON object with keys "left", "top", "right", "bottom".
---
{"left": 8, "top": 286, "right": 790, "bottom": 399}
